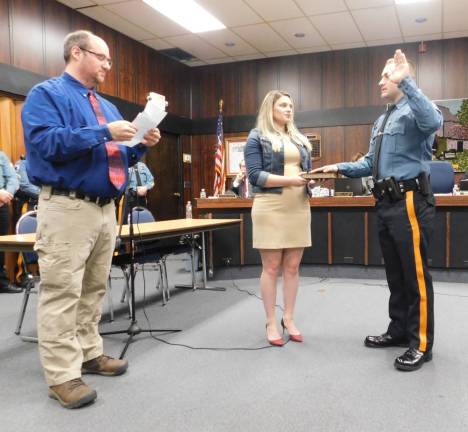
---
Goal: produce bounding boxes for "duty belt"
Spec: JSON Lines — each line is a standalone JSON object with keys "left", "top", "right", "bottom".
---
{"left": 371, "top": 173, "right": 430, "bottom": 202}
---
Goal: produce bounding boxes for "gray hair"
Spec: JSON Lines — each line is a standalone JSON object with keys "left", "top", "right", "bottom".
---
{"left": 63, "top": 30, "right": 94, "bottom": 63}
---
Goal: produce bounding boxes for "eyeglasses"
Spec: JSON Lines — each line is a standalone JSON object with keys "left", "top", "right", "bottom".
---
{"left": 80, "top": 47, "right": 113, "bottom": 67}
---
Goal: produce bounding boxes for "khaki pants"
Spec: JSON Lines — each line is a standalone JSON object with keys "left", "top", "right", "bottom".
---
{"left": 35, "top": 189, "right": 116, "bottom": 386}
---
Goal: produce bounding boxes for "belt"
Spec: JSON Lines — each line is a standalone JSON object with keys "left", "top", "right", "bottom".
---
{"left": 397, "top": 178, "right": 420, "bottom": 193}
{"left": 50, "top": 188, "right": 114, "bottom": 207}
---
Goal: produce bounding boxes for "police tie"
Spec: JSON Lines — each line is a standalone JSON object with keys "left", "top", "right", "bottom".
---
{"left": 372, "top": 103, "right": 396, "bottom": 180}
{"left": 88, "top": 91, "right": 126, "bottom": 189}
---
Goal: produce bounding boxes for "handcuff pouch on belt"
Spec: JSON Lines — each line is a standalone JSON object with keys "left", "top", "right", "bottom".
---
{"left": 371, "top": 172, "right": 430, "bottom": 202}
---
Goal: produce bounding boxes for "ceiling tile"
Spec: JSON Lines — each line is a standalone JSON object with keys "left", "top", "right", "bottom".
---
{"left": 205, "top": 57, "right": 236, "bottom": 64}
{"left": 270, "top": 18, "right": 327, "bottom": 48}
{"left": 232, "top": 23, "right": 292, "bottom": 52}
{"left": 310, "top": 12, "right": 363, "bottom": 44}
{"left": 245, "top": 0, "right": 303, "bottom": 21}
{"left": 234, "top": 53, "right": 267, "bottom": 61}
{"left": 165, "top": 34, "right": 226, "bottom": 60}
{"left": 443, "top": 30, "right": 468, "bottom": 39}
{"left": 443, "top": 0, "right": 468, "bottom": 32}
{"left": 366, "top": 37, "right": 404, "bottom": 47}
{"left": 345, "top": 0, "right": 394, "bottom": 9}
{"left": 196, "top": 0, "right": 263, "bottom": 27}
{"left": 403, "top": 33, "right": 441, "bottom": 43}
{"left": 182, "top": 59, "right": 207, "bottom": 67}
{"left": 397, "top": 0, "right": 441, "bottom": 36}
{"left": 93, "top": 0, "right": 124, "bottom": 4}
{"left": 297, "top": 46, "right": 330, "bottom": 54}
{"left": 105, "top": 0, "right": 188, "bottom": 38}
{"left": 79, "top": 6, "right": 155, "bottom": 40}
{"left": 197, "top": 29, "right": 258, "bottom": 56}
{"left": 140, "top": 38, "right": 174, "bottom": 51}
{"left": 352, "top": 6, "right": 401, "bottom": 41}
{"left": 56, "top": 0, "right": 95, "bottom": 7}
{"left": 330, "top": 41, "right": 365, "bottom": 50}
{"left": 265, "top": 49, "right": 298, "bottom": 58}
{"left": 295, "top": 0, "right": 347, "bottom": 15}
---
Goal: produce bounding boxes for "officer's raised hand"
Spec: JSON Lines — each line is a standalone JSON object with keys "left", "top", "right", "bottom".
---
{"left": 388, "top": 49, "right": 410, "bottom": 84}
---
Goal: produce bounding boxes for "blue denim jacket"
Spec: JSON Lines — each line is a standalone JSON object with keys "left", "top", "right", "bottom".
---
{"left": 337, "top": 77, "right": 442, "bottom": 181}
{"left": 244, "top": 128, "right": 312, "bottom": 194}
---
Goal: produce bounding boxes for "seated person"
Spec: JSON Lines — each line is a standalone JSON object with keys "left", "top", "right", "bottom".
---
{"left": 127, "top": 161, "right": 154, "bottom": 210}
{"left": 15, "top": 156, "right": 40, "bottom": 209}
{"left": 231, "top": 160, "right": 252, "bottom": 198}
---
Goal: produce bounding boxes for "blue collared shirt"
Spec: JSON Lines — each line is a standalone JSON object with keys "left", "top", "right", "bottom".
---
{"left": 22, "top": 72, "right": 145, "bottom": 198}
{"left": 337, "top": 77, "right": 443, "bottom": 181}
{"left": 128, "top": 162, "right": 155, "bottom": 191}
{"left": 0, "top": 151, "right": 19, "bottom": 195}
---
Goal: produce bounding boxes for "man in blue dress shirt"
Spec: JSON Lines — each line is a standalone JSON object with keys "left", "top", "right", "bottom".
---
{"left": 313, "top": 49, "right": 442, "bottom": 372}
{"left": 22, "top": 30, "right": 161, "bottom": 408}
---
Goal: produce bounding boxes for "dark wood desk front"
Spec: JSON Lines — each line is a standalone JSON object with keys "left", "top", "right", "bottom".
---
{"left": 195, "top": 196, "right": 468, "bottom": 269}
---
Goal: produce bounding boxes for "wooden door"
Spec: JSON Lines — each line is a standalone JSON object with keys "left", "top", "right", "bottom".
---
{"left": 145, "top": 133, "right": 184, "bottom": 220}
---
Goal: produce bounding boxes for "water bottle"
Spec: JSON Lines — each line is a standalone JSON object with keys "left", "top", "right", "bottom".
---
{"left": 200, "top": 188, "right": 206, "bottom": 199}
{"left": 185, "top": 201, "right": 192, "bottom": 219}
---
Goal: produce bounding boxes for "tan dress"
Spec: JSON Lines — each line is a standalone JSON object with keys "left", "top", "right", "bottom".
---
{"left": 252, "top": 137, "right": 311, "bottom": 249}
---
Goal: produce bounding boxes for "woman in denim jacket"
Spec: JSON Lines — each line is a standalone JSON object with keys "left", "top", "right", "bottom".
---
{"left": 244, "top": 90, "right": 313, "bottom": 346}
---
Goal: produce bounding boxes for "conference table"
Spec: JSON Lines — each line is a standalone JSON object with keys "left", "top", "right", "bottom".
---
{"left": 0, "top": 218, "right": 241, "bottom": 286}
{"left": 0, "top": 218, "right": 241, "bottom": 342}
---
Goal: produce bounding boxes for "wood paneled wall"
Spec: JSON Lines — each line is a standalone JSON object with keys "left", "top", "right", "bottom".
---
{"left": 0, "top": 0, "right": 190, "bottom": 116}
{"left": 189, "top": 38, "right": 468, "bottom": 197}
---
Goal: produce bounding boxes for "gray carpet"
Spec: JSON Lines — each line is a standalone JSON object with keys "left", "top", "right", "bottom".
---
{"left": 1, "top": 258, "right": 468, "bottom": 432}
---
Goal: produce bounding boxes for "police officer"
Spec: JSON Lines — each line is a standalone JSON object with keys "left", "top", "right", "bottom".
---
{"left": 312, "top": 49, "right": 442, "bottom": 372}
{"left": 127, "top": 161, "right": 154, "bottom": 208}
{"left": 0, "top": 151, "right": 21, "bottom": 293}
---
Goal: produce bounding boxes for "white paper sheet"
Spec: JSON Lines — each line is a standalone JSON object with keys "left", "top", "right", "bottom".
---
{"left": 118, "top": 92, "right": 167, "bottom": 147}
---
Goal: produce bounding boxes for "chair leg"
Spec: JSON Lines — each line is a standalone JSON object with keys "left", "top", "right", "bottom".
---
{"left": 107, "top": 275, "right": 114, "bottom": 322}
{"left": 162, "top": 257, "right": 170, "bottom": 301}
{"left": 119, "top": 265, "right": 128, "bottom": 304}
{"left": 157, "top": 262, "right": 166, "bottom": 306}
{"left": 15, "top": 283, "right": 32, "bottom": 335}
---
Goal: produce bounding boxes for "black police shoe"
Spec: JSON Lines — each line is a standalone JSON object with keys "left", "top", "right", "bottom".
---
{"left": 0, "top": 283, "right": 23, "bottom": 294}
{"left": 394, "top": 348, "right": 432, "bottom": 371}
{"left": 364, "top": 332, "right": 409, "bottom": 348}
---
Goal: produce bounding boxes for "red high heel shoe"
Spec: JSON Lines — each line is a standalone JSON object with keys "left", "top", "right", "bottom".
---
{"left": 281, "top": 318, "right": 303, "bottom": 343}
{"left": 266, "top": 324, "right": 285, "bottom": 347}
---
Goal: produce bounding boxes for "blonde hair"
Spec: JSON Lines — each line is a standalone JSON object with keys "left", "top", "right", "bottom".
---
{"left": 256, "top": 90, "right": 310, "bottom": 152}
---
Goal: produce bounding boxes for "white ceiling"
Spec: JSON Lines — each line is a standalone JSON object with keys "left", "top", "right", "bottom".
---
{"left": 57, "top": 0, "right": 468, "bottom": 66}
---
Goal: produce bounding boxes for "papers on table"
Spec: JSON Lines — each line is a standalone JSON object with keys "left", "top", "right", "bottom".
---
{"left": 119, "top": 92, "right": 167, "bottom": 147}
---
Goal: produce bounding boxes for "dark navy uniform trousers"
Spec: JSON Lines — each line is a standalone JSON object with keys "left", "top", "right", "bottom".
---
{"left": 376, "top": 190, "right": 435, "bottom": 353}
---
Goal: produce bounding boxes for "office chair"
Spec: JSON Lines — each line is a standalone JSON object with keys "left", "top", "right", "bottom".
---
{"left": 14, "top": 210, "right": 38, "bottom": 337}
{"left": 110, "top": 206, "right": 169, "bottom": 315}
{"left": 428, "top": 161, "right": 455, "bottom": 194}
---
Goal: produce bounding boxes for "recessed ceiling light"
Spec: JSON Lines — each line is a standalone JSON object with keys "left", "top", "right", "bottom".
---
{"left": 143, "top": 0, "right": 226, "bottom": 33}
{"left": 294, "top": 32, "right": 305, "bottom": 38}
{"left": 415, "top": 17, "right": 427, "bottom": 23}
{"left": 395, "top": 0, "right": 431, "bottom": 4}
{"left": 225, "top": 42, "right": 236, "bottom": 47}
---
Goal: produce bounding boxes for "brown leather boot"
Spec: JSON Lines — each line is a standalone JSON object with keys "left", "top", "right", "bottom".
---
{"left": 48, "top": 378, "right": 97, "bottom": 409}
{"left": 82, "top": 354, "right": 128, "bottom": 376}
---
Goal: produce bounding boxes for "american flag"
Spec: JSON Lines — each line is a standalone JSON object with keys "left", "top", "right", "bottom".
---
{"left": 213, "top": 101, "right": 225, "bottom": 196}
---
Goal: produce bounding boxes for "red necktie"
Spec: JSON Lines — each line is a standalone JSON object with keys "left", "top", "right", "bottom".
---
{"left": 88, "top": 92, "right": 126, "bottom": 189}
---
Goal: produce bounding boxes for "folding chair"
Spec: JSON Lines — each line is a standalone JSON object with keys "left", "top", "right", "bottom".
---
{"left": 14, "top": 210, "right": 38, "bottom": 338}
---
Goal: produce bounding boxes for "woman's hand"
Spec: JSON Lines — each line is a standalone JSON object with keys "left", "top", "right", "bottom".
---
{"left": 288, "top": 175, "right": 307, "bottom": 187}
